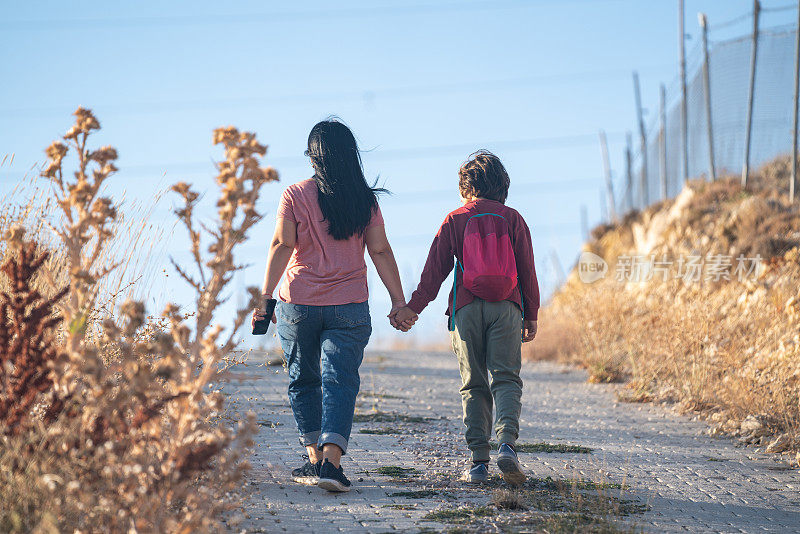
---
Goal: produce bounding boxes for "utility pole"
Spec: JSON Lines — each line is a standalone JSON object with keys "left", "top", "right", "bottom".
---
{"left": 660, "top": 84, "right": 668, "bottom": 200}
{"left": 699, "top": 13, "right": 717, "bottom": 181}
{"left": 599, "top": 129, "right": 617, "bottom": 223}
{"left": 625, "top": 131, "right": 634, "bottom": 211}
{"left": 633, "top": 71, "right": 648, "bottom": 207}
{"left": 680, "top": 0, "right": 689, "bottom": 185}
{"left": 742, "top": 0, "right": 761, "bottom": 187}
{"left": 792, "top": 0, "right": 800, "bottom": 202}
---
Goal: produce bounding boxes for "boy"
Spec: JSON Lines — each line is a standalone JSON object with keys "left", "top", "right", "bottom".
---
{"left": 392, "top": 150, "right": 539, "bottom": 485}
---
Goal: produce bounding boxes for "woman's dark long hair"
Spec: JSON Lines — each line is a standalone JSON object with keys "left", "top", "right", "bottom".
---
{"left": 306, "top": 118, "right": 386, "bottom": 240}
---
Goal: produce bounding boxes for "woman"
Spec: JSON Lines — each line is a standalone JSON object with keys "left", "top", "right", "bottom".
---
{"left": 252, "top": 119, "right": 406, "bottom": 492}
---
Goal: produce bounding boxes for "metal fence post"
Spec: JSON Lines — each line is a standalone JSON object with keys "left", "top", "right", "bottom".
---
{"left": 625, "top": 131, "right": 634, "bottom": 211}
{"left": 599, "top": 129, "right": 618, "bottom": 222}
{"left": 660, "top": 84, "right": 668, "bottom": 199}
{"left": 633, "top": 71, "right": 649, "bottom": 207}
{"left": 680, "top": 0, "right": 689, "bottom": 185}
{"left": 580, "top": 204, "right": 589, "bottom": 240}
{"left": 792, "top": 0, "right": 800, "bottom": 203}
{"left": 600, "top": 188, "right": 608, "bottom": 223}
{"left": 742, "top": 0, "right": 761, "bottom": 187}
{"left": 699, "top": 13, "right": 717, "bottom": 182}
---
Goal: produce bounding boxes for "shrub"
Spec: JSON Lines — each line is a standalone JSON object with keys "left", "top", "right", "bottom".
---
{"left": 0, "top": 108, "right": 278, "bottom": 532}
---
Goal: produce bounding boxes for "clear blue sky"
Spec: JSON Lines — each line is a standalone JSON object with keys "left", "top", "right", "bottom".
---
{"left": 1, "top": 0, "right": 796, "bottom": 347}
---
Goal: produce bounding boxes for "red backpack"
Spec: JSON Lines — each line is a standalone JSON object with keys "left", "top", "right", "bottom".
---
{"left": 450, "top": 213, "right": 519, "bottom": 330}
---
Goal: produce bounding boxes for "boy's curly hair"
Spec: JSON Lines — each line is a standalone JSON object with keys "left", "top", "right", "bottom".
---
{"left": 458, "top": 150, "right": 510, "bottom": 203}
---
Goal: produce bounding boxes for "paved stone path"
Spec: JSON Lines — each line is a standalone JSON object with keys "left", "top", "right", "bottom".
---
{"left": 226, "top": 351, "right": 800, "bottom": 533}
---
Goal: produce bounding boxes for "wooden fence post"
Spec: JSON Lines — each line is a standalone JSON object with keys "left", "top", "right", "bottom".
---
{"left": 699, "top": 13, "right": 717, "bottom": 181}
{"left": 633, "top": 71, "right": 649, "bottom": 207}
{"left": 680, "top": 0, "right": 689, "bottom": 185}
{"left": 742, "top": 0, "right": 761, "bottom": 187}
{"left": 599, "top": 129, "right": 618, "bottom": 223}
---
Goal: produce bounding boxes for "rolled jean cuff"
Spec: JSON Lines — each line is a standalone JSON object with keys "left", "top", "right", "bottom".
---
{"left": 497, "top": 432, "right": 517, "bottom": 446}
{"left": 299, "top": 430, "right": 321, "bottom": 447}
{"left": 318, "top": 432, "right": 349, "bottom": 455}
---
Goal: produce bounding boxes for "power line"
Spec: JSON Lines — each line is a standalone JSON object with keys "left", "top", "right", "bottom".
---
{"left": 0, "top": 131, "right": 625, "bottom": 182}
{"left": 710, "top": 10, "right": 754, "bottom": 31}
{"left": 761, "top": 3, "right": 798, "bottom": 13}
{"left": 709, "top": 5, "right": 795, "bottom": 33}
{"left": 0, "top": 0, "right": 621, "bottom": 31}
{"left": 380, "top": 178, "right": 602, "bottom": 205}
{"left": 0, "top": 67, "right": 670, "bottom": 119}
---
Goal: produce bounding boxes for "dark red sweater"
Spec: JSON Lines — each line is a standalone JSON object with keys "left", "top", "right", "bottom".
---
{"left": 407, "top": 199, "right": 540, "bottom": 321}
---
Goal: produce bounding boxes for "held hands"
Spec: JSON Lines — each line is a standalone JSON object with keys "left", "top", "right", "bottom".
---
{"left": 388, "top": 301, "right": 418, "bottom": 332}
{"left": 522, "top": 319, "right": 537, "bottom": 343}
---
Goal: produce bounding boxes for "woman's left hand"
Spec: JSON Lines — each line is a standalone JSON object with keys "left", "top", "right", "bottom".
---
{"left": 389, "top": 300, "right": 406, "bottom": 316}
{"left": 388, "top": 301, "right": 408, "bottom": 331}
{"left": 251, "top": 308, "right": 265, "bottom": 328}
{"left": 251, "top": 307, "right": 277, "bottom": 328}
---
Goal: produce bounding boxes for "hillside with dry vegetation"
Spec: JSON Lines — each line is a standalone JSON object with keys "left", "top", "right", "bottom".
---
{"left": 527, "top": 157, "right": 800, "bottom": 466}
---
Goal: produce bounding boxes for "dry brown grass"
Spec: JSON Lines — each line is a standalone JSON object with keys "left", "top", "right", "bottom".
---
{"left": 526, "top": 158, "right": 800, "bottom": 464}
{"left": 0, "top": 108, "right": 278, "bottom": 532}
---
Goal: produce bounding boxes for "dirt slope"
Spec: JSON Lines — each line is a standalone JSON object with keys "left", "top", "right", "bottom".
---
{"left": 527, "top": 156, "right": 800, "bottom": 464}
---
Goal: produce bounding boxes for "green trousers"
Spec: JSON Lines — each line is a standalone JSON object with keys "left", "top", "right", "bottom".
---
{"left": 450, "top": 298, "right": 523, "bottom": 463}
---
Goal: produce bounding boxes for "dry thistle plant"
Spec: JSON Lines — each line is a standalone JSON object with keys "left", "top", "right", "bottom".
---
{"left": 170, "top": 125, "right": 279, "bottom": 360}
{"left": 0, "top": 228, "right": 67, "bottom": 435}
{"left": 0, "top": 108, "right": 276, "bottom": 532}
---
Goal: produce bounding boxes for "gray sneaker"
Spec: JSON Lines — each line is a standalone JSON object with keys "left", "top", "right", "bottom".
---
{"left": 496, "top": 443, "right": 526, "bottom": 486}
{"left": 460, "top": 462, "right": 489, "bottom": 484}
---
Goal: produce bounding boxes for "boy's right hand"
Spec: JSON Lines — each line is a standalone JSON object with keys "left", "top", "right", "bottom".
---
{"left": 522, "top": 320, "right": 537, "bottom": 342}
{"left": 389, "top": 306, "right": 418, "bottom": 332}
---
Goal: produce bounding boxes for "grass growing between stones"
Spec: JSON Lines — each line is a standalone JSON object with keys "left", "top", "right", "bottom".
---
{"left": 489, "top": 442, "right": 593, "bottom": 454}
{"left": 377, "top": 466, "right": 420, "bottom": 478}
{"left": 422, "top": 506, "right": 496, "bottom": 524}
{"left": 353, "top": 410, "right": 433, "bottom": 424}
{"left": 389, "top": 490, "right": 442, "bottom": 499}
{"left": 358, "top": 427, "right": 408, "bottom": 435}
{"left": 383, "top": 504, "right": 418, "bottom": 510}
{"left": 360, "top": 390, "right": 406, "bottom": 400}
{"left": 529, "top": 476, "right": 627, "bottom": 492}
{"left": 417, "top": 474, "right": 646, "bottom": 533}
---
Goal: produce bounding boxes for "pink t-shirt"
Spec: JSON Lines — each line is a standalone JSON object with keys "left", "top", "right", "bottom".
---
{"left": 276, "top": 178, "right": 384, "bottom": 305}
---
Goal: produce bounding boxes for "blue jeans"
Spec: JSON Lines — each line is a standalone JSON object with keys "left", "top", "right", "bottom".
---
{"left": 277, "top": 301, "right": 371, "bottom": 454}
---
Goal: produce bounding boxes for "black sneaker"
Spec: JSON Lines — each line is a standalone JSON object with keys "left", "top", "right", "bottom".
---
{"left": 291, "top": 456, "right": 321, "bottom": 486}
{"left": 317, "top": 459, "right": 351, "bottom": 492}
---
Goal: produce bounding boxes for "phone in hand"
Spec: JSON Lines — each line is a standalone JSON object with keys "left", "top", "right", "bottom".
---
{"left": 252, "top": 297, "right": 277, "bottom": 335}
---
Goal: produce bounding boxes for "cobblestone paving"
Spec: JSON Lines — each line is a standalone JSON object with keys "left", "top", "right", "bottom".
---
{"left": 227, "top": 351, "right": 800, "bottom": 533}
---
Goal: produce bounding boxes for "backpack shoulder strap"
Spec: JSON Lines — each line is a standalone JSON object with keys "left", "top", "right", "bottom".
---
{"left": 449, "top": 260, "right": 463, "bottom": 332}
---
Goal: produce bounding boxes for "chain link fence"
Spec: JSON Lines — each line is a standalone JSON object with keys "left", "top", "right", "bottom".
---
{"left": 616, "top": 16, "right": 798, "bottom": 215}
